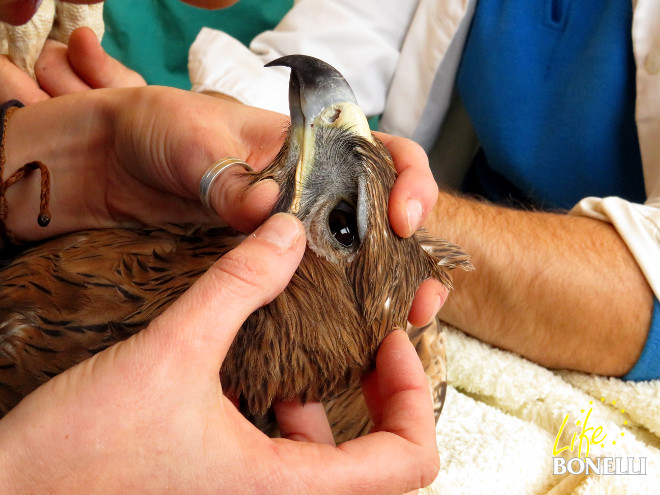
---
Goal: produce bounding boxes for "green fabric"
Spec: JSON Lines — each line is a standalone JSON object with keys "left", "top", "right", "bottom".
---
{"left": 101, "top": 0, "right": 293, "bottom": 89}
{"left": 102, "top": 0, "right": 380, "bottom": 129}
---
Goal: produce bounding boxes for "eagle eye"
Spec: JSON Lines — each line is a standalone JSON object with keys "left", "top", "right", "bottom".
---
{"left": 328, "top": 200, "right": 358, "bottom": 249}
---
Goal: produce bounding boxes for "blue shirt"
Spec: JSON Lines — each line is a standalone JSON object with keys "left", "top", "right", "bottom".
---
{"left": 458, "top": 0, "right": 645, "bottom": 210}
{"left": 457, "top": 0, "right": 659, "bottom": 380}
{"left": 625, "top": 299, "right": 660, "bottom": 380}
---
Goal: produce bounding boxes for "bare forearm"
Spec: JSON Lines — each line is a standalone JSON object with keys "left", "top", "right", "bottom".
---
{"left": 429, "top": 191, "right": 653, "bottom": 375}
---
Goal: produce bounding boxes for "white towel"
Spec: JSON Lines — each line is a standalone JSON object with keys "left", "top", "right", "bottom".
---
{"left": 422, "top": 326, "right": 660, "bottom": 494}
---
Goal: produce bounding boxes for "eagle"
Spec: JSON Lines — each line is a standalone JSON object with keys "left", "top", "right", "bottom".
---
{"left": 0, "top": 55, "right": 471, "bottom": 441}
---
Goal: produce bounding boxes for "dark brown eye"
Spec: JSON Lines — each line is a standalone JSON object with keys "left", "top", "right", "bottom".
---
{"left": 328, "top": 201, "right": 358, "bottom": 248}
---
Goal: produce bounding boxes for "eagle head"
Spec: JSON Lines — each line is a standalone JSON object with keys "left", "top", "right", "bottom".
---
{"left": 222, "top": 55, "right": 473, "bottom": 415}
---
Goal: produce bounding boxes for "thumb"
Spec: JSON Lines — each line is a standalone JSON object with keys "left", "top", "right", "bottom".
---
{"left": 146, "top": 213, "right": 305, "bottom": 374}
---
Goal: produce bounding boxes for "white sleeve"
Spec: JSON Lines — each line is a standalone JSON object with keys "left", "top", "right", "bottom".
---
{"left": 188, "top": 0, "right": 418, "bottom": 116}
{"left": 570, "top": 197, "right": 660, "bottom": 299}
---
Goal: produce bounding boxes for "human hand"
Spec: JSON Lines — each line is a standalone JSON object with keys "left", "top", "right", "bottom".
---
{"left": 0, "top": 0, "right": 234, "bottom": 98}
{"left": 3, "top": 86, "right": 285, "bottom": 240}
{"left": 32, "top": 39, "right": 444, "bottom": 242}
{"left": 0, "top": 213, "right": 439, "bottom": 494}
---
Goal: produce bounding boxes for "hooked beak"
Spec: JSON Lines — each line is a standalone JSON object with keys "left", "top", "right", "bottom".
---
{"left": 266, "top": 55, "right": 372, "bottom": 214}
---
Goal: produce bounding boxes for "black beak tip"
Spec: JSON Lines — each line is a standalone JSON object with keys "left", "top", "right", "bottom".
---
{"left": 265, "top": 54, "right": 357, "bottom": 120}
{"left": 265, "top": 54, "right": 336, "bottom": 73}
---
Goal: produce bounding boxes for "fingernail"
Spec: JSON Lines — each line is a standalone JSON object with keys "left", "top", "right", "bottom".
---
{"left": 406, "top": 199, "right": 423, "bottom": 234}
{"left": 253, "top": 213, "right": 301, "bottom": 251}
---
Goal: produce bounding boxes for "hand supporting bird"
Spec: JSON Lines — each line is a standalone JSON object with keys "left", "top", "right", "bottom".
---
{"left": 0, "top": 21, "right": 446, "bottom": 327}
{"left": 0, "top": 213, "right": 440, "bottom": 494}
{"left": 0, "top": 56, "right": 469, "bottom": 414}
{"left": 0, "top": 57, "right": 468, "bottom": 434}
{"left": 1, "top": 86, "right": 286, "bottom": 238}
{"left": 1, "top": 84, "right": 447, "bottom": 324}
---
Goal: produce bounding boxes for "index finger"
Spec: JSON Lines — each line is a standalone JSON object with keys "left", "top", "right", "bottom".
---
{"left": 374, "top": 132, "right": 438, "bottom": 238}
{"left": 35, "top": 40, "right": 93, "bottom": 97}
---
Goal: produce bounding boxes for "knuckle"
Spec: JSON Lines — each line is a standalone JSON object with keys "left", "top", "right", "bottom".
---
{"left": 208, "top": 248, "right": 270, "bottom": 298}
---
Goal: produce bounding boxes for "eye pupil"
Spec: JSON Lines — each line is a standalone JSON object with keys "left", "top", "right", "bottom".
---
{"left": 328, "top": 202, "right": 358, "bottom": 248}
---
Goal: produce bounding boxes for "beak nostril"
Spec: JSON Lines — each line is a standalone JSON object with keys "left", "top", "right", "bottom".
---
{"left": 319, "top": 106, "right": 342, "bottom": 124}
{"left": 327, "top": 108, "right": 341, "bottom": 123}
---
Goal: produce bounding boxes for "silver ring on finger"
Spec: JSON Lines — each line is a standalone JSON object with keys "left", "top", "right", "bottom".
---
{"left": 199, "top": 157, "right": 253, "bottom": 211}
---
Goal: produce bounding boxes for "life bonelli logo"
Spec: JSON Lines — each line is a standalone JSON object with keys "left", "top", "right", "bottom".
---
{"left": 552, "top": 397, "right": 646, "bottom": 476}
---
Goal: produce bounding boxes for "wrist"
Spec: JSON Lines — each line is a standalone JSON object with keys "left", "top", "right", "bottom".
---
{"left": 2, "top": 92, "right": 114, "bottom": 242}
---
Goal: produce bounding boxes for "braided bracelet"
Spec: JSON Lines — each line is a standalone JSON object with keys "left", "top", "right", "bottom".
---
{"left": 0, "top": 100, "right": 51, "bottom": 247}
